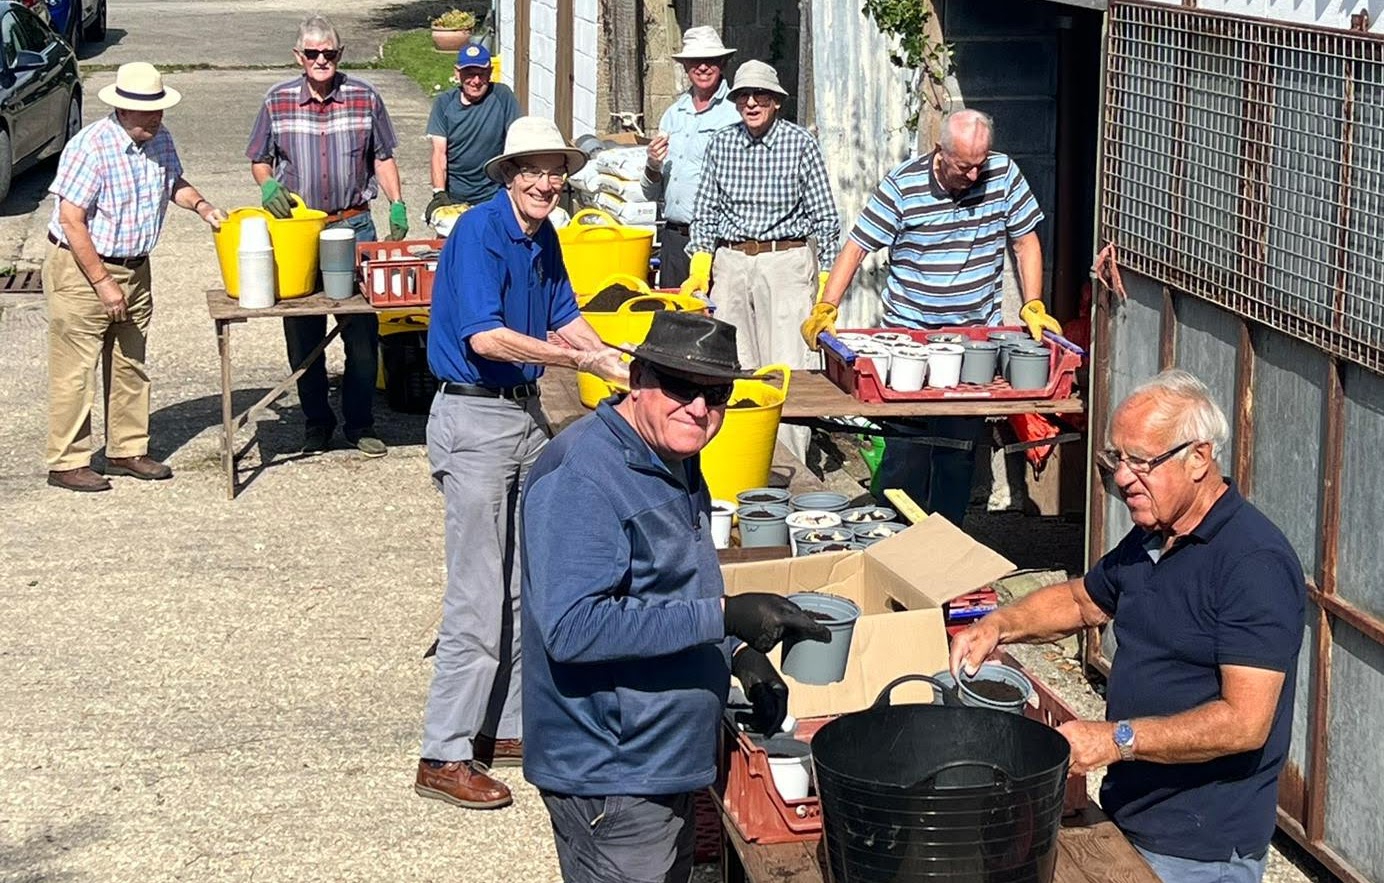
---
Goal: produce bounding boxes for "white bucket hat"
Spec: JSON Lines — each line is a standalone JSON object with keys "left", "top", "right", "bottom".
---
{"left": 671, "top": 26, "right": 735, "bottom": 60}
{"left": 727, "top": 60, "right": 788, "bottom": 99}
{"left": 98, "top": 62, "right": 182, "bottom": 111}
{"left": 483, "top": 116, "right": 589, "bottom": 183}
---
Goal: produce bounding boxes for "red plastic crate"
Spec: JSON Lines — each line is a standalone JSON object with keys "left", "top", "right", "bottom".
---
{"left": 822, "top": 325, "right": 1080, "bottom": 403}
{"left": 357, "top": 239, "right": 444, "bottom": 308}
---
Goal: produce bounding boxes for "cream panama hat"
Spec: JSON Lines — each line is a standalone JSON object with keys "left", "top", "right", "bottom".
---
{"left": 98, "top": 62, "right": 182, "bottom": 111}
{"left": 671, "top": 26, "right": 735, "bottom": 60}
{"left": 727, "top": 60, "right": 789, "bottom": 99}
{"left": 483, "top": 116, "right": 588, "bottom": 183}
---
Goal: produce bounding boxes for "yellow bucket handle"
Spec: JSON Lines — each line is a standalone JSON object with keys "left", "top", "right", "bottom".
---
{"left": 752, "top": 363, "right": 792, "bottom": 399}
{"left": 597, "top": 273, "right": 650, "bottom": 294}
{"left": 570, "top": 208, "right": 618, "bottom": 227}
{"left": 617, "top": 293, "right": 679, "bottom": 315}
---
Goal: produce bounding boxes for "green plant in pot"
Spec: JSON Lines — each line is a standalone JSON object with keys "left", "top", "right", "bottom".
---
{"left": 431, "top": 9, "right": 477, "bottom": 52}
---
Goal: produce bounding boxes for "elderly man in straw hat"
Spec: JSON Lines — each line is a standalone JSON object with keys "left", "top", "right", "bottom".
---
{"left": 521, "top": 310, "right": 828, "bottom": 880}
{"left": 43, "top": 62, "right": 226, "bottom": 493}
{"left": 640, "top": 25, "right": 740, "bottom": 288}
{"left": 414, "top": 116, "right": 629, "bottom": 811}
{"left": 682, "top": 60, "right": 840, "bottom": 462}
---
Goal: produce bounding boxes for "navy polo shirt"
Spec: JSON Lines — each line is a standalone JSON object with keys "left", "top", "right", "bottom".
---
{"left": 1084, "top": 480, "right": 1306, "bottom": 862}
{"left": 427, "top": 190, "right": 581, "bottom": 386}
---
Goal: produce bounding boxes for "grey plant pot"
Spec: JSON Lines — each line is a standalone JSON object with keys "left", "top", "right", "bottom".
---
{"left": 789, "top": 491, "right": 850, "bottom": 513}
{"left": 960, "top": 341, "right": 1000, "bottom": 385}
{"left": 737, "top": 503, "right": 790, "bottom": 547}
{"left": 781, "top": 592, "right": 861, "bottom": 685}
{"left": 1007, "top": 349, "right": 1051, "bottom": 390}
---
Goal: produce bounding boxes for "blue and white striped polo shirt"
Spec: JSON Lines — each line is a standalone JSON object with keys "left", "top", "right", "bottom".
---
{"left": 851, "top": 151, "right": 1043, "bottom": 328}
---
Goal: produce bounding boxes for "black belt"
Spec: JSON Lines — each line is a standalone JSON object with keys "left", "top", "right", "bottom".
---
{"left": 48, "top": 232, "right": 148, "bottom": 268}
{"left": 442, "top": 381, "right": 540, "bottom": 401}
{"left": 665, "top": 221, "right": 690, "bottom": 234}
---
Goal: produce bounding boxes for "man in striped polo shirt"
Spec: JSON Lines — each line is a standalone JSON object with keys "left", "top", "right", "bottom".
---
{"left": 801, "top": 110, "right": 1061, "bottom": 526}
{"left": 246, "top": 14, "right": 407, "bottom": 458}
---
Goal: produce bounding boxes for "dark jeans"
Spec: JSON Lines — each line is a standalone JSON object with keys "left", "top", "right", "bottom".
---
{"left": 283, "top": 212, "right": 378, "bottom": 437}
{"left": 542, "top": 791, "right": 695, "bottom": 883}
{"left": 658, "top": 223, "right": 691, "bottom": 289}
{"left": 875, "top": 416, "right": 986, "bottom": 527}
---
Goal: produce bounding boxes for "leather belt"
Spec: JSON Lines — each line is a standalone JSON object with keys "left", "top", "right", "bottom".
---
{"left": 322, "top": 204, "right": 370, "bottom": 224}
{"left": 48, "top": 232, "right": 148, "bottom": 268}
{"left": 665, "top": 221, "right": 690, "bottom": 234}
{"left": 724, "top": 238, "right": 807, "bottom": 256}
{"left": 442, "top": 381, "right": 540, "bottom": 401}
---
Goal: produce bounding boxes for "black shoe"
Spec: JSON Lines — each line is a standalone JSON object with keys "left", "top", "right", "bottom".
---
{"left": 302, "top": 426, "right": 333, "bottom": 453}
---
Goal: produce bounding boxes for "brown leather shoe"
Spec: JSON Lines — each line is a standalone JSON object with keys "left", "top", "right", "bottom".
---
{"left": 473, "top": 735, "right": 523, "bottom": 768}
{"left": 104, "top": 456, "right": 173, "bottom": 481}
{"left": 414, "top": 760, "right": 512, "bottom": 809}
{"left": 47, "top": 467, "right": 111, "bottom": 493}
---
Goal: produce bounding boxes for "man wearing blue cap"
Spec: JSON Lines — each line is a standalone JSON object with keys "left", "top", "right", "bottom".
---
{"left": 425, "top": 43, "right": 521, "bottom": 224}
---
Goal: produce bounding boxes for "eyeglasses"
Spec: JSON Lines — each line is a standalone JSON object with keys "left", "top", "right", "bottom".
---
{"left": 515, "top": 167, "right": 567, "bottom": 185}
{"left": 1094, "top": 440, "right": 1196, "bottom": 476}
{"left": 734, "top": 89, "right": 777, "bottom": 105}
{"left": 939, "top": 150, "right": 983, "bottom": 176}
{"left": 300, "top": 48, "right": 341, "bottom": 62}
{"left": 457, "top": 67, "right": 491, "bottom": 80}
{"left": 649, "top": 365, "right": 734, "bottom": 407}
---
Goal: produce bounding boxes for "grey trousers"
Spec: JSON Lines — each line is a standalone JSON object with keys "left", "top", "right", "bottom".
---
{"left": 710, "top": 245, "right": 816, "bottom": 463}
{"left": 542, "top": 792, "right": 695, "bottom": 883}
{"left": 420, "top": 391, "right": 551, "bottom": 761}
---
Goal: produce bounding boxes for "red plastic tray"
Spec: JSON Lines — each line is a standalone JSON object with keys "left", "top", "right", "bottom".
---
{"left": 822, "top": 325, "right": 1080, "bottom": 403}
{"left": 357, "top": 239, "right": 445, "bottom": 308}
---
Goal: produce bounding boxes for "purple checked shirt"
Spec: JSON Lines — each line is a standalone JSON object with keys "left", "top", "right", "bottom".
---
{"left": 246, "top": 73, "right": 399, "bottom": 213}
{"left": 47, "top": 113, "right": 184, "bottom": 258}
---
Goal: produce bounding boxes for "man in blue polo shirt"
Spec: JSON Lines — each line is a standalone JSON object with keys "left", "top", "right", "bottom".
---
{"left": 951, "top": 369, "right": 1306, "bottom": 883}
{"left": 424, "top": 43, "right": 520, "bottom": 223}
{"left": 415, "top": 116, "right": 628, "bottom": 812}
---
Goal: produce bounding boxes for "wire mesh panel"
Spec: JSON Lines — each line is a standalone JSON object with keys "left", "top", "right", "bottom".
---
{"left": 1103, "top": 2, "right": 1384, "bottom": 374}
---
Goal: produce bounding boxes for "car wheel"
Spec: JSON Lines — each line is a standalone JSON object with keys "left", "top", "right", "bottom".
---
{"left": 86, "top": 0, "right": 106, "bottom": 42}
{"left": 0, "top": 129, "right": 13, "bottom": 205}
{"left": 60, "top": 92, "right": 81, "bottom": 150}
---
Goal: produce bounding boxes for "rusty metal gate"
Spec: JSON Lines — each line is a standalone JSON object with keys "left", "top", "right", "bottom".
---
{"left": 1093, "top": 3, "right": 1384, "bottom": 882}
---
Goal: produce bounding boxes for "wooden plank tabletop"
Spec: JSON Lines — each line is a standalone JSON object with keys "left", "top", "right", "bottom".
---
{"left": 723, "top": 806, "right": 1158, "bottom": 883}
{"left": 781, "top": 370, "right": 1086, "bottom": 419}
{"left": 206, "top": 289, "right": 391, "bottom": 321}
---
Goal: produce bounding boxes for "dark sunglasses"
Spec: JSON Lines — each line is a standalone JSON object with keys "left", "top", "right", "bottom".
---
{"left": 648, "top": 365, "right": 734, "bottom": 407}
{"left": 300, "top": 48, "right": 341, "bottom": 62}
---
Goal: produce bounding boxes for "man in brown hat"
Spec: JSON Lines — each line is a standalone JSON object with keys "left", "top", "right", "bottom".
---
{"left": 682, "top": 60, "right": 840, "bottom": 462}
{"left": 519, "top": 310, "right": 829, "bottom": 880}
{"left": 44, "top": 62, "right": 226, "bottom": 492}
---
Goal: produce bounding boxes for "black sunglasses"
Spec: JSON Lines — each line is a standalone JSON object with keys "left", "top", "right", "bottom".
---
{"left": 300, "top": 48, "right": 341, "bottom": 62}
{"left": 648, "top": 365, "right": 735, "bottom": 407}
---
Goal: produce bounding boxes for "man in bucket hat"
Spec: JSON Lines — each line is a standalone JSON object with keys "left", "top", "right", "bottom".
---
{"left": 43, "top": 62, "right": 226, "bottom": 492}
{"left": 425, "top": 42, "right": 520, "bottom": 224}
{"left": 641, "top": 25, "right": 739, "bottom": 287}
{"left": 520, "top": 310, "right": 829, "bottom": 880}
{"left": 414, "top": 116, "right": 629, "bottom": 811}
{"left": 683, "top": 60, "right": 840, "bottom": 463}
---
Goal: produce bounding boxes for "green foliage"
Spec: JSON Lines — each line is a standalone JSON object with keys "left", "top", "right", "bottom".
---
{"left": 354, "top": 30, "right": 458, "bottom": 97}
{"left": 431, "top": 9, "right": 476, "bottom": 30}
{"left": 860, "top": 0, "right": 954, "bottom": 83}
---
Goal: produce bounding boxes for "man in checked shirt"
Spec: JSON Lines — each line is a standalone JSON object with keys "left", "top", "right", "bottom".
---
{"left": 681, "top": 60, "right": 840, "bottom": 462}
{"left": 246, "top": 14, "right": 408, "bottom": 458}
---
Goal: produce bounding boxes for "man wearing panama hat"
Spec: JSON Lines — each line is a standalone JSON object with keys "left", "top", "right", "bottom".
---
{"left": 414, "top": 116, "right": 629, "bottom": 811}
{"left": 521, "top": 310, "right": 828, "bottom": 879}
{"left": 43, "top": 62, "right": 226, "bottom": 493}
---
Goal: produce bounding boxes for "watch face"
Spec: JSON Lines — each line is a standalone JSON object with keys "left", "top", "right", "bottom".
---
{"left": 1115, "top": 722, "right": 1134, "bottom": 745}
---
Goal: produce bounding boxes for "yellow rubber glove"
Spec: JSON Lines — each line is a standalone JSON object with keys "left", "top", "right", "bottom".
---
{"left": 679, "top": 251, "right": 713, "bottom": 299}
{"left": 800, "top": 301, "right": 838, "bottom": 350}
{"left": 1020, "top": 299, "right": 1063, "bottom": 342}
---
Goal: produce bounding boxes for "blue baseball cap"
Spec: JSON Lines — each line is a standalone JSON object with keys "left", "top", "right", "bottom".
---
{"left": 456, "top": 43, "right": 492, "bottom": 69}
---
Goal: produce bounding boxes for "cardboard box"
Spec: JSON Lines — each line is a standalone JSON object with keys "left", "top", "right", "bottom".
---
{"left": 720, "top": 516, "right": 1013, "bottom": 717}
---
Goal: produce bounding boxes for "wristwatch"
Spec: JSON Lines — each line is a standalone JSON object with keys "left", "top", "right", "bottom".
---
{"left": 1113, "top": 720, "right": 1136, "bottom": 761}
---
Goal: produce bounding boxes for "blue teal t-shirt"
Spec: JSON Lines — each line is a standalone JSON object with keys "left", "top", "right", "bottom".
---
{"left": 426, "top": 83, "right": 521, "bottom": 203}
{"left": 427, "top": 190, "right": 581, "bottom": 386}
{"left": 1083, "top": 481, "right": 1306, "bottom": 862}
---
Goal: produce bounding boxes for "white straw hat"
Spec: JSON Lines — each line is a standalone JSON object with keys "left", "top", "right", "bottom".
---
{"left": 671, "top": 26, "right": 735, "bottom": 60}
{"left": 98, "top": 62, "right": 182, "bottom": 111}
{"left": 483, "top": 116, "right": 588, "bottom": 183}
{"left": 727, "top": 60, "right": 788, "bottom": 99}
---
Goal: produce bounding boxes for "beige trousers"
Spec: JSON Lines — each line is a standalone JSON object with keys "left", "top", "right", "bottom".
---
{"left": 44, "top": 244, "right": 154, "bottom": 470}
{"left": 710, "top": 245, "right": 817, "bottom": 462}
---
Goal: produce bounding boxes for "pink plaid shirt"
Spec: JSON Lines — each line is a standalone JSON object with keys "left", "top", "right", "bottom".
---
{"left": 47, "top": 113, "right": 184, "bottom": 258}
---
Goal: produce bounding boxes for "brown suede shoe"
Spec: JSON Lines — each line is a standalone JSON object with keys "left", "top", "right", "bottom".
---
{"left": 104, "top": 456, "right": 173, "bottom": 481}
{"left": 47, "top": 467, "right": 111, "bottom": 493}
{"left": 414, "top": 760, "right": 512, "bottom": 809}
{"left": 473, "top": 735, "right": 523, "bottom": 768}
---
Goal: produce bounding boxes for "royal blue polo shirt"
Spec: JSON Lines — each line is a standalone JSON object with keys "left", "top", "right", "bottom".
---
{"left": 1084, "top": 480, "right": 1306, "bottom": 861}
{"left": 427, "top": 190, "right": 581, "bottom": 386}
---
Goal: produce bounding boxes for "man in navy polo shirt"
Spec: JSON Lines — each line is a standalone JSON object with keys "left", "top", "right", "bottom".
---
{"left": 415, "top": 116, "right": 628, "bottom": 811}
{"left": 951, "top": 369, "right": 1306, "bottom": 882}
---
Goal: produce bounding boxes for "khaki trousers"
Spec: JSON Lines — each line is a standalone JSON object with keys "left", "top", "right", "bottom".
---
{"left": 44, "top": 244, "right": 154, "bottom": 470}
{"left": 710, "top": 245, "right": 816, "bottom": 462}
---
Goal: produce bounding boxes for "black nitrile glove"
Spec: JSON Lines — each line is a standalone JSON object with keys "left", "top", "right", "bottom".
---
{"left": 425, "top": 191, "right": 454, "bottom": 223}
{"left": 260, "top": 179, "right": 295, "bottom": 219}
{"left": 724, "top": 592, "right": 832, "bottom": 654}
{"left": 732, "top": 646, "right": 789, "bottom": 736}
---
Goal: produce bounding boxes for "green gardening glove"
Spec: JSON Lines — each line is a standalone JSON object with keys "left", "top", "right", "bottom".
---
{"left": 387, "top": 201, "right": 409, "bottom": 241}
{"left": 260, "top": 179, "right": 295, "bottom": 219}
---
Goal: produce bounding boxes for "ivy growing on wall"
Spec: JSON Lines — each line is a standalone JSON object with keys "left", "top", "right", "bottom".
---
{"left": 861, "top": 0, "right": 955, "bottom": 125}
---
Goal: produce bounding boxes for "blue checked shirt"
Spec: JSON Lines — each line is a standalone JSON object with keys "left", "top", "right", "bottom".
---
{"left": 688, "top": 118, "right": 841, "bottom": 266}
{"left": 47, "top": 114, "right": 184, "bottom": 257}
{"left": 640, "top": 80, "right": 739, "bottom": 224}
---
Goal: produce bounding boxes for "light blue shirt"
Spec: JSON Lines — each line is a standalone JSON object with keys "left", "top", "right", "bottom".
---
{"left": 641, "top": 80, "right": 739, "bottom": 224}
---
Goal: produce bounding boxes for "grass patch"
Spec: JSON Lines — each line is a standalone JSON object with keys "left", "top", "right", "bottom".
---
{"left": 354, "top": 29, "right": 456, "bottom": 97}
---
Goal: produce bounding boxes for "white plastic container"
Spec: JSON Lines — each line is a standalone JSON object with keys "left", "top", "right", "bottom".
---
{"left": 870, "top": 331, "right": 913, "bottom": 346}
{"left": 764, "top": 738, "right": 813, "bottom": 801}
{"left": 711, "top": 499, "right": 736, "bottom": 550}
{"left": 785, "top": 509, "right": 843, "bottom": 555}
{"left": 889, "top": 344, "right": 930, "bottom": 392}
{"left": 853, "top": 343, "right": 892, "bottom": 385}
{"left": 925, "top": 343, "right": 965, "bottom": 388}
{"left": 239, "top": 215, "right": 271, "bottom": 251}
{"left": 236, "top": 247, "right": 276, "bottom": 309}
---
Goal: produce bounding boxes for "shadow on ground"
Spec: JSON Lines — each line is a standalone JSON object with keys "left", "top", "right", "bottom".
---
{"left": 0, "top": 816, "right": 107, "bottom": 882}
{"left": 366, "top": 0, "right": 490, "bottom": 31}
